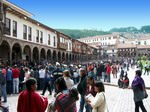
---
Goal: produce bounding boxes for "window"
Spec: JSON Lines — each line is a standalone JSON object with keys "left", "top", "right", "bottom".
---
{"left": 69, "top": 42, "right": 71, "bottom": 50}
{"left": 40, "top": 31, "right": 43, "bottom": 43}
{"left": 36, "top": 30, "right": 39, "bottom": 42}
{"left": 144, "top": 41, "right": 147, "bottom": 45}
{"left": 5, "top": 18, "right": 11, "bottom": 35}
{"left": 48, "top": 34, "right": 50, "bottom": 45}
{"left": 13, "top": 21, "right": 17, "bottom": 37}
{"left": 138, "top": 41, "right": 141, "bottom": 45}
{"left": 28, "top": 26, "right": 32, "bottom": 41}
{"left": 23, "top": 25, "right": 27, "bottom": 40}
{"left": 109, "top": 37, "right": 111, "bottom": 40}
{"left": 60, "top": 37, "right": 62, "bottom": 43}
{"left": 53, "top": 36, "right": 56, "bottom": 46}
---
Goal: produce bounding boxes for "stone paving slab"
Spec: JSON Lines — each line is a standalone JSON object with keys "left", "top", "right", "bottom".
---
{"left": 2, "top": 85, "right": 150, "bottom": 112}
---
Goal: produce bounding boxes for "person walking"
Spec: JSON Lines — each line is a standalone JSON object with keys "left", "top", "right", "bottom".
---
{"left": 41, "top": 67, "right": 52, "bottom": 95}
{"left": 131, "top": 70, "right": 147, "bottom": 112}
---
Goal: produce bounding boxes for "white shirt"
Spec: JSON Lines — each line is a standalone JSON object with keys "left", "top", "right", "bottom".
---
{"left": 91, "top": 92, "right": 107, "bottom": 112}
{"left": 39, "top": 69, "right": 45, "bottom": 78}
{"left": 64, "top": 77, "right": 74, "bottom": 89}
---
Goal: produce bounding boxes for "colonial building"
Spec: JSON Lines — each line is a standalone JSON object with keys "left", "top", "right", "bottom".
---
{"left": 78, "top": 33, "right": 120, "bottom": 47}
{"left": 0, "top": 0, "right": 93, "bottom": 65}
{"left": 78, "top": 33, "right": 126, "bottom": 58}
{"left": 118, "top": 34, "right": 150, "bottom": 57}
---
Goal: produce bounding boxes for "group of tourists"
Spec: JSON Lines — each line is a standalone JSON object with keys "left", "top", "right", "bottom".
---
{"left": 0, "top": 56, "right": 149, "bottom": 112}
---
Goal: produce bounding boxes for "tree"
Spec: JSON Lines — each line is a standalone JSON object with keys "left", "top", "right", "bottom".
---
{"left": 140, "top": 25, "right": 150, "bottom": 33}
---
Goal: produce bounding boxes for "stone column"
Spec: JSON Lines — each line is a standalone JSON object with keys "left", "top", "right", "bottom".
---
{"left": 9, "top": 49, "right": 12, "bottom": 65}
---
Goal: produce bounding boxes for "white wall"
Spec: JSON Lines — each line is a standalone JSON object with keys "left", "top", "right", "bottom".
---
{"left": 67, "top": 40, "right": 72, "bottom": 52}
{"left": 6, "top": 12, "right": 57, "bottom": 48}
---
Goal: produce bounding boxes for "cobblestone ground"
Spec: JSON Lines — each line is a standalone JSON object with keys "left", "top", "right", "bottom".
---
{"left": 1, "top": 85, "right": 150, "bottom": 112}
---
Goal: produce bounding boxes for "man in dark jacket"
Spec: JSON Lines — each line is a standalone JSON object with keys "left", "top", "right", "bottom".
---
{"left": 77, "top": 68, "right": 87, "bottom": 112}
{"left": 52, "top": 63, "right": 63, "bottom": 92}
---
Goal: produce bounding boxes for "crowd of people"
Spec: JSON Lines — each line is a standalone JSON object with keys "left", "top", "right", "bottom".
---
{"left": 0, "top": 57, "right": 149, "bottom": 112}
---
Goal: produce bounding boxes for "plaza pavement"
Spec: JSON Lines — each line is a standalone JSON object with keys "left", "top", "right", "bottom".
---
{"left": 105, "top": 66, "right": 150, "bottom": 89}
{"left": 1, "top": 66, "right": 150, "bottom": 112}
{"left": 2, "top": 86, "right": 150, "bottom": 112}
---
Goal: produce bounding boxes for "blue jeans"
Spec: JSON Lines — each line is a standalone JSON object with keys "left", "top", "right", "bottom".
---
{"left": 85, "top": 103, "right": 92, "bottom": 112}
{"left": 79, "top": 95, "right": 85, "bottom": 112}
{"left": 1, "top": 85, "right": 7, "bottom": 102}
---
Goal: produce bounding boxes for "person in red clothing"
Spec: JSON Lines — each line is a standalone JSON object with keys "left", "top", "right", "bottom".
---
{"left": 17, "top": 77, "right": 48, "bottom": 112}
{"left": 12, "top": 65, "right": 20, "bottom": 94}
{"left": 106, "top": 63, "right": 111, "bottom": 83}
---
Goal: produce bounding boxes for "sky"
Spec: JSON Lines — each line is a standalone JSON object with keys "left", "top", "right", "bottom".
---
{"left": 8, "top": 0, "right": 150, "bottom": 31}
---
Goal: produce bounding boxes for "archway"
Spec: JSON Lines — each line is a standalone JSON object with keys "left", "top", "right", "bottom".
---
{"left": 53, "top": 50, "right": 57, "bottom": 62}
{"left": 58, "top": 51, "right": 61, "bottom": 62}
{"left": 66, "top": 53, "right": 68, "bottom": 61}
{"left": 23, "top": 45, "right": 31, "bottom": 61}
{"left": 40, "top": 48, "right": 46, "bottom": 61}
{"left": 47, "top": 49, "right": 51, "bottom": 61}
{"left": 75, "top": 55, "right": 77, "bottom": 61}
{"left": 0, "top": 40, "right": 10, "bottom": 64}
{"left": 72, "top": 54, "right": 74, "bottom": 61}
{"left": 78, "top": 55, "right": 80, "bottom": 61}
{"left": 62, "top": 52, "right": 65, "bottom": 62}
{"left": 69, "top": 54, "right": 71, "bottom": 62}
{"left": 33, "top": 47, "right": 39, "bottom": 63}
{"left": 12, "top": 43, "right": 22, "bottom": 62}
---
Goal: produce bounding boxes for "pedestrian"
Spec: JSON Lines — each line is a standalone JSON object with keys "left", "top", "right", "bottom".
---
{"left": 52, "top": 63, "right": 63, "bottom": 92}
{"left": 1, "top": 66, "right": 7, "bottom": 103}
{"left": 41, "top": 67, "right": 52, "bottom": 95}
{"left": 86, "top": 81, "right": 108, "bottom": 112}
{"left": 48, "top": 77, "right": 78, "bottom": 112}
{"left": 144, "top": 62, "right": 149, "bottom": 75}
{"left": 63, "top": 70, "right": 74, "bottom": 89}
{"left": 85, "top": 75, "right": 97, "bottom": 112}
{"left": 12, "top": 65, "right": 20, "bottom": 94}
{"left": 39, "top": 67, "right": 45, "bottom": 90}
{"left": 106, "top": 63, "right": 111, "bottom": 83}
{"left": 77, "top": 68, "right": 87, "bottom": 112}
{"left": 17, "top": 77, "right": 48, "bottom": 112}
{"left": 131, "top": 70, "right": 147, "bottom": 112}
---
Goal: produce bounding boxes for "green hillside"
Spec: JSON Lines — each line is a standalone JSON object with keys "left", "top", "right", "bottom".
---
{"left": 109, "top": 25, "right": 150, "bottom": 33}
{"left": 56, "top": 25, "right": 150, "bottom": 39}
{"left": 56, "top": 29, "right": 111, "bottom": 39}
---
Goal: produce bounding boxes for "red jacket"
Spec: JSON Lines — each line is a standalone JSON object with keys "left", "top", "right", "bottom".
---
{"left": 12, "top": 68, "right": 20, "bottom": 78}
{"left": 17, "top": 90, "right": 48, "bottom": 112}
{"left": 106, "top": 65, "right": 111, "bottom": 75}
